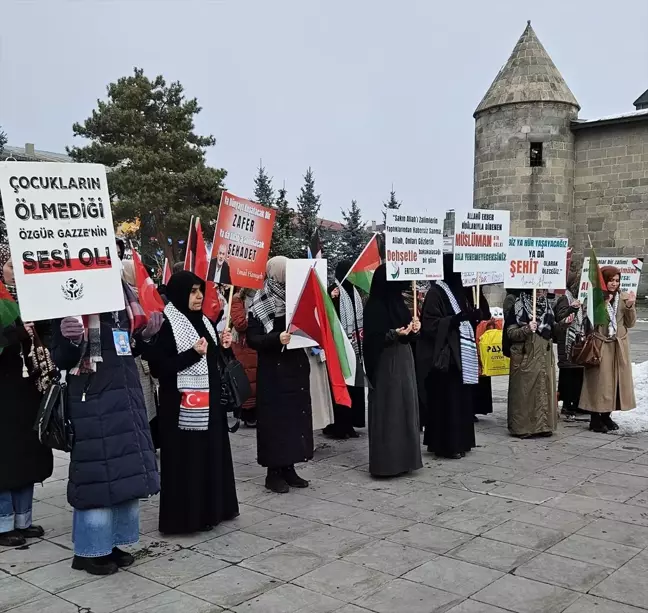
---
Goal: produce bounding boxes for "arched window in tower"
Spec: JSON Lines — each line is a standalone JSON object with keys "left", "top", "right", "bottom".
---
{"left": 530, "top": 142, "right": 543, "bottom": 167}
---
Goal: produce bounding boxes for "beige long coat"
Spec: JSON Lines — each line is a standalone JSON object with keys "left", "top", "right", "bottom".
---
{"left": 506, "top": 325, "right": 558, "bottom": 437}
{"left": 580, "top": 293, "right": 636, "bottom": 413}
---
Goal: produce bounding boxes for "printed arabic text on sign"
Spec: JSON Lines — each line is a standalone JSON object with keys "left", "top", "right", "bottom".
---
{"left": 384, "top": 210, "right": 443, "bottom": 281}
{"left": 506, "top": 236, "right": 569, "bottom": 290}
{"left": 0, "top": 162, "right": 124, "bottom": 321}
{"left": 453, "top": 209, "right": 510, "bottom": 273}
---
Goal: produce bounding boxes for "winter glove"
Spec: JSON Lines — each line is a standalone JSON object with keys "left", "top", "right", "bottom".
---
{"left": 141, "top": 312, "right": 164, "bottom": 340}
{"left": 451, "top": 312, "right": 469, "bottom": 326}
{"left": 60, "top": 317, "right": 84, "bottom": 344}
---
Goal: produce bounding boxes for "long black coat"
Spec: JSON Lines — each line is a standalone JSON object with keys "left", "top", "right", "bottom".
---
{"left": 246, "top": 314, "right": 313, "bottom": 468}
{"left": 52, "top": 312, "right": 160, "bottom": 510}
{"left": 0, "top": 322, "right": 53, "bottom": 492}
{"left": 144, "top": 318, "right": 239, "bottom": 534}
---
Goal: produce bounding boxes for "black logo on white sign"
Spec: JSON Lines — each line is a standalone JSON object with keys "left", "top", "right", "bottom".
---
{"left": 61, "top": 278, "right": 84, "bottom": 301}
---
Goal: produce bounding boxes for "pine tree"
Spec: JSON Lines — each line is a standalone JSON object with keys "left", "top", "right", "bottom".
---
{"left": 68, "top": 68, "right": 226, "bottom": 263}
{"left": 0, "top": 126, "right": 6, "bottom": 155}
{"left": 296, "top": 167, "right": 321, "bottom": 251}
{"left": 254, "top": 163, "right": 275, "bottom": 207}
{"left": 383, "top": 186, "right": 402, "bottom": 224}
{"left": 340, "top": 199, "right": 369, "bottom": 262}
{"left": 270, "top": 186, "right": 299, "bottom": 258}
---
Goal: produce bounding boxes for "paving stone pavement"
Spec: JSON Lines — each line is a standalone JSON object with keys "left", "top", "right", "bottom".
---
{"left": 4, "top": 331, "right": 648, "bottom": 612}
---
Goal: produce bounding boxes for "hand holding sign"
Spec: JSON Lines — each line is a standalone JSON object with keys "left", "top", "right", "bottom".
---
{"left": 528, "top": 321, "right": 538, "bottom": 333}
{"left": 411, "top": 319, "right": 421, "bottom": 334}
{"left": 193, "top": 337, "right": 208, "bottom": 356}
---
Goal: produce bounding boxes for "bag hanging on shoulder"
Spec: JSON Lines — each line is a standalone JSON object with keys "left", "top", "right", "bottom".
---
{"left": 34, "top": 371, "right": 75, "bottom": 452}
{"left": 571, "top": 332, "right": 603, "bottom": 367}
{"left": 219, "top": 352, "right": 252, "bottom": 433}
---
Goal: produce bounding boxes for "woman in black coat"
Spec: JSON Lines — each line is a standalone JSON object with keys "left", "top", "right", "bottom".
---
{"left": 0, "top": 244, "right": 53, "bottom": 547}
{"left": 144, "top": 271, "right": 239, "bottom": 534}
{"left": 247, "top": 256, "right": 313, "bottom": 494}
{"left": 52, "top": 287, "right": 162, "bottom": 576}
{"left": 418, "top": 254, "right": 480, "bottom": 459}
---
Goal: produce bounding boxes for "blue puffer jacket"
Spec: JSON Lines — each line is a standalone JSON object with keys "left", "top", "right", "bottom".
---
{"left": 52, "top": 311, "right": 160, "bottom": 510}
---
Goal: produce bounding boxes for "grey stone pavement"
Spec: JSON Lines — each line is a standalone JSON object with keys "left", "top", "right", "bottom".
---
{"left": 4, "top": 325, "right": 648, "bottom": 613}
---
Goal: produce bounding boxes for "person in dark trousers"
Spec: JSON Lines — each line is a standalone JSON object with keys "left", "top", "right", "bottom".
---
{"left": 144, "top": 271, "right": 239, "bottom": 534}
{"left": 0, "top": 244, "right": 53, "bottom": 547}
{"left": 52, "top": 286, "right": 162, "bottom": 576}
{"left": 326, "top": 260, "right": 366, "bottom": 439}
{"left": 363, "top": 265, "right": 422, "bottom": 477}
{"left": 246, "top": 256, "right": 313, "bottom": 494}
{"left": 207, "top": 244, "right": 232, "bottom": 285}
{"left": 418, "top": 255, "right": 479, "bottom": 459}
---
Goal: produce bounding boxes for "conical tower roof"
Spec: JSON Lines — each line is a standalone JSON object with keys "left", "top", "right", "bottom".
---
{"left": 475, "top": 22, "right": 579, "bottom": 117}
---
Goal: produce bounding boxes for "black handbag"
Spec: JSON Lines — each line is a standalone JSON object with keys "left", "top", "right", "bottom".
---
{"left": 219, "top": 353, "right": 252, "bottom": 433}
{"left": 34, "top": 371, "right": 75, "bottom": 452}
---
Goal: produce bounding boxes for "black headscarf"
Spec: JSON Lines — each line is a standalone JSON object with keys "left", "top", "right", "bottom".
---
{"left": 335, "top": 260, "right": 353, "bottom": 295}
{"left": 166, "top": 271, "right": 206, "bottom": 326}
{"left": 362, "top": 264, "right": 411, "bottom": 383}
{"left": 442, "top": 253, "right": 469, "bottom": 311}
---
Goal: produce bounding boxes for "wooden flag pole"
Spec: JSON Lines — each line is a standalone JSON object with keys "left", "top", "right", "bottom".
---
{"left": 225, "top": 284, "right": 234, "bottom": 330}
{"left": 476, "top": 278, "right": 480, "bottom": 309}
{"left": 412, "top": 280, "right": 418, "bottom": 319}
{"left": 532, "top": 286, "right": 537, "bottom": 322}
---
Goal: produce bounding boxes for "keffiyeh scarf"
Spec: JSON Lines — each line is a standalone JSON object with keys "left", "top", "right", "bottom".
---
{"left": 607, "top": 292, "right": 619, "bottom": 338}
{"left": 70, "top": 281, "right": 148, "bottom": 375}
{"left": 437, "top": 281, "right": 479, "bottom": 385}
{"left": 251, "top": 278, "right": 286, "bottom": 333}
{"left": 335, "top": 280, "right": 363, "bottom": 357}
{"left": 515, "top": 292, "right": 554, "bottom": 339}
{"left": 164, "top": 302, "right": 218, "bottom": 431}
{"left": 564, "top": 290, "right": 585, "bottom": 360}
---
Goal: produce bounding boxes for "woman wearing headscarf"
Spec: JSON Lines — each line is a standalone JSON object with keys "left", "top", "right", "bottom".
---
{"left": 554, "top": 272, "right": 584, "bottom": 421}
{"left": 122, "top": 260, "right": 160, "bottom": 448}
{"left": 247, "top": 257, "right": 313, "bottom": 493}
{"left": 230, "top": 287, "right": 258, "bottom": 427}
{"left": 363, "top": 264, "right": 422, "bottom": 477}
{"left": 52, "top": 275, "right": 162, "bottom": 575}
{"left": 418, "top": 254, "right": 479, "bottom": 458}
{"left": 144, "top": 271, "right": 239, "bottom": 533}
{"left": 580, "top": 266, "right": 636, "bottom": 433}
{"left": 326, "top": 260, "right": 366, "bottom": 438}
{"left": 0, "top": 244, "right": 53, "bottom": 547}
{"left": 505, "top": 290, "right": 558, "bottom": 438}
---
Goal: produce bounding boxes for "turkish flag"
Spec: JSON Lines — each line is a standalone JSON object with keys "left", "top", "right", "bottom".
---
{"left": 132, "top": 248, "right": 165, "bottom": 317}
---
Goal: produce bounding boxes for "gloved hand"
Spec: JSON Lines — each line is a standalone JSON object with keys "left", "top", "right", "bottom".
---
{"left": 451, "top": 312, "right": 469, "bottom": 326}
{"left": 60, "top": 317, "right": 84, "bottom": 344}
{"left": 141, "top": 312, "right": 163, "bottom": 340}
{"left": 467, "top": 309, "right": 482, "bottom": 324}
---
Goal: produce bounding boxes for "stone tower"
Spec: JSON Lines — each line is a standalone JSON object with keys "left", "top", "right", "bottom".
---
{"left": 473, "top": 22, "right": 580, "bottom": 239}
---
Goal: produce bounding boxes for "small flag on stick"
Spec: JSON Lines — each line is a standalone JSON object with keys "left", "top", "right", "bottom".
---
{"left": 343, "top": 233, "right": 382, "bottom": 294}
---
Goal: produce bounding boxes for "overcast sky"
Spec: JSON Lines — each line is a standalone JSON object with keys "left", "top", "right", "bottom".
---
{"left": 2, "top": 0, "right": 647, "bottom": 223}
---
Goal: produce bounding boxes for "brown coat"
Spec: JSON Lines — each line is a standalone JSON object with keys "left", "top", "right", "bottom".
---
{"left": 506, "top": 324, "right": 558, "bottom": 437}
{"left": 580, "top": 293, "right": 636, "bottom": 413}
{"left": 230, "top": 295, "right": 257, "bottom": 410}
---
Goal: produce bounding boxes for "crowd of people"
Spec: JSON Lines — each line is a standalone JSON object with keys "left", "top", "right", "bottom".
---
{"left": 0, "top": 240, "right": 638, "bottom": 578}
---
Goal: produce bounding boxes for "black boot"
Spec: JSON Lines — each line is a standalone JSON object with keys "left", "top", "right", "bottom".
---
{"left": 265, "top": 469, "right": 289, "bottom": 494}
{"left": 0, "top": 531, "right": 26, "bottom": 547}
{"left": 602, "top": 413, "right": 619, "bottom": 431}
{"left": 110, "top": 547, "right": 135, "bottom": 568}
{"left": 16, "top": 525, "right": 44, "bottom": 539}
{"left": 589, "top": 413, "right": 609, "bottom": 434}
{"left": 282, "top": 466, "right": 309, "bottom": 488}
{"left": 72, "top": 555, "right": 118, "bottom": 575}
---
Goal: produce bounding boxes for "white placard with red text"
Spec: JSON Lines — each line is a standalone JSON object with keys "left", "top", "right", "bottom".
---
{"left": 453, "top": 209, "right": 510, "bottom": 273}
{"left": 578, "top": 257, "right": 643, "bottom": 302}
{"left": 506, "top": 236, "right": 569, "bottom": 290}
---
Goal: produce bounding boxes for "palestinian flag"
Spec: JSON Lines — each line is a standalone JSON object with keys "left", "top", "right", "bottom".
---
{"left": 587, "top": 248, "right": 609, "bottom": 326}
{"left": 0, "top": 281, "right": 20, "bottom": 354}
{"left": 131, "top": 247, "right": 165, "bottom": 318}
{"left": 184, "top": 217, "right": 209, "bottom": 280}
{"left": 290, "top": 268, "right": 353, "bottom": 407}
{"left": 343, "top": 233, "right": 382, "bottom": 294}
{"left": 307, "top": 228, "right": 323, "bottom": 259}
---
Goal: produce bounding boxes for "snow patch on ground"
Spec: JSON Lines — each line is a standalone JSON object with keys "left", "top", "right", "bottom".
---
{"left": 614, "top": 361, "right": 648, "bottom": 434}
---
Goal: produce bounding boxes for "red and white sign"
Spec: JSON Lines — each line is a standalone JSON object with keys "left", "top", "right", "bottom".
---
{"left": 506, "top": 236, "right": 569, "bottom": 290}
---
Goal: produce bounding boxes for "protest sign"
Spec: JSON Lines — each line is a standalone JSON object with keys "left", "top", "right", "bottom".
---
{"left": 461, "top": 271, "right": 505, "bottom": 287}
{"left": 286, "top": 259, "right": 327, "bottom": 350}
{"left": 384, "top": 210, "right": 443, "bottom": 281}
{"left": 0, "top": 162, "right": 124, "bottom": 321}
{"left": 209, "top": 191, "right": 276, "bottom": 289}
{"left": 506, "top": 236, "right": 569, "bottom": 290}
{"left": 578, "top": 257, "right": 643, "bottom": 302}
{"left": 453, "top": 209, "right": 510, "bottom": 273}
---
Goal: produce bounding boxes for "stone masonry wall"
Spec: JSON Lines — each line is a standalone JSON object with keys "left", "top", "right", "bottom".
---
{"left": 474, "top": 102, "right": 578, "bottom": 239}
{"left": 573, "top": 123, "right": 648, "bottom": 271}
